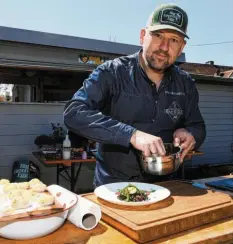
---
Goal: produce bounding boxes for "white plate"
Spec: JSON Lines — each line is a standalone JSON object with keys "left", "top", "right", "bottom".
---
{"left": 0, "top": 185, "right": 78, "bottom": 240}
{"left": 94, "top": 182, "right": 170, "bottom": 206}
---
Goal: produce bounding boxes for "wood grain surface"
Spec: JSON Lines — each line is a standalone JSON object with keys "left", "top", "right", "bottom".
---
{"left": 3, "top": 217, "right": 233, "bottom": 244}
{"left": 2, "top": 176, "right": 233, "bottom": 244}
{"left": 85, "top": 180, "right": 233, "bottom": 243}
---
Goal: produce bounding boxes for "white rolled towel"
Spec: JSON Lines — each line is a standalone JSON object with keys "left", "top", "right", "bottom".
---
{"left": 47, "top": 185, "right": 102, "bottom": 231}
{"left": 67, "top": 195, "right": 102, "bottom": 231}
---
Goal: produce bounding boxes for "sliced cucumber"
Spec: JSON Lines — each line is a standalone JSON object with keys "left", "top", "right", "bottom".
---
{"left": 127, "top": 186, "right": 137, "bottom": 195}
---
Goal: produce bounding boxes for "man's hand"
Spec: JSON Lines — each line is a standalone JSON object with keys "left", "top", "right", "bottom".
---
{"left": 173, "top": 128, "right": 196, "bottom": 162}
{"left": 130, "top": 130, "right": 166, "bottom": 157}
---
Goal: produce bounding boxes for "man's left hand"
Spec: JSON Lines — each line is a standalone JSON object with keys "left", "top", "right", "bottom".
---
{"left": 173, "top": 128, "right": 196, "bottom": 162}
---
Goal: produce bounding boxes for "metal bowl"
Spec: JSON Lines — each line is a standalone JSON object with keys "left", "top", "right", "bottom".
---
{"left": 139, "top": 143, "right": 182, "bottom": 175}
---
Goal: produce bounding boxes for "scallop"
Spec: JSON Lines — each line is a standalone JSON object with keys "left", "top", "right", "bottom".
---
{"left": 17, "top": 182, "right": 30, "bottom": 190}
{"left": 31, "top": 183, "right": 47, "bottom": 193}
{"left": 0, "top": 179, "right": 10, "bottom": 185}
{"left": 11, "top": 195, "right": 30, "bottom": 210}
{"left": 3, "top": 183, "right": 18, "bottom": 193}
{"left": 34, "top": 193, "right": 55, "bottom": 206}
{"left": 29, "top": 178, "right": 41, "bottom": 188}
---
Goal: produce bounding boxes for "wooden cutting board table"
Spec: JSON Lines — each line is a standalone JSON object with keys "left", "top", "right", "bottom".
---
{"left": 2, "top": 177, "right": 233, "bottom": 244}
{"left": 3, "top": 217, "right": 233, "bottom": 244}
{"left": 84, "top": 180, "right": 233, "bottom": 243}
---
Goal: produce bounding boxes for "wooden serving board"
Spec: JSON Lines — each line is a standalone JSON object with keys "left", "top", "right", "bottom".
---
{"left": 0, "top": 201, "right": 64, "bottom": 228}
{"left": 0, "top": 192, "right": 64, "bottom": 220}
{"left": 0, "top": 186, "right": 69, "bottom": 226}
{"left": 0, "top": 221, "right": 107, "bottom": 244}
{"left": 84, "top": 181, "right": 233, "bottom": 243}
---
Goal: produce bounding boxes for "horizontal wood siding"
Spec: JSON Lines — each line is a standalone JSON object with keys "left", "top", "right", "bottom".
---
{"left": 0, "top": 83, "right": 232, "bottom": 185}
{"left": 0, "top": 103, "right": 95, "bottom": 192}
{"left": 191, "top": 84, "right": 233, "bottom": 166}
{"left": 0, "top": 103, "right": 64, "bottom": 175}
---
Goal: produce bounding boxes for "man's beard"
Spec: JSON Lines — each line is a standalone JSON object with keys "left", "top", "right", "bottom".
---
{"left": 145, "top": 50, "right": 170, "bottom": 72}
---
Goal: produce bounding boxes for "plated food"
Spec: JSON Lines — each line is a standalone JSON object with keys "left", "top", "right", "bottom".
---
{"left": 116, "top": 183, "right": 155, "bottom": 202}
{"left": 0, "top": 178, "right": 57, "bottom": 216}
{"left": 0, "top": 183, "right": 78, "bottom": 240}
{"left": 0, "top": 179, "right": 10, "bottom": 185}
{"left": 94, "top": 182, "right": 171, "bottom": 206}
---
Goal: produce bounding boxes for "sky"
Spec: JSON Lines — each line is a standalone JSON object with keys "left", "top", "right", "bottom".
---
{"left": 0, "top": 0, "right": 233, "bottom": 66}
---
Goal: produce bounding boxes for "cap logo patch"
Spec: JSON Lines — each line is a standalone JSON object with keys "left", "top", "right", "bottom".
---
{"left": 160, "top": 8, "right": 183, "bottom": 27}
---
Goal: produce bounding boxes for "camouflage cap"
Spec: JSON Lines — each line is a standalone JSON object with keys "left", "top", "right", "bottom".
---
{"left": 146, "top": 4, "right": 189, "bottom": 39}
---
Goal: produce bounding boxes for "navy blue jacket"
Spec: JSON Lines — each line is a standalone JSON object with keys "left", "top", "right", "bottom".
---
{"left": 64, "top": 51, "right": 206, "bottom": 187}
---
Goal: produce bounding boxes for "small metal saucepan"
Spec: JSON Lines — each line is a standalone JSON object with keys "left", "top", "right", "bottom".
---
{"left": 139, "top": 143, "right": 182, "bottom": 175}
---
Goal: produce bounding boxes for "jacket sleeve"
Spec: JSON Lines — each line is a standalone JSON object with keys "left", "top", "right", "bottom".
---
{"left": 184, "top": 79, "right": 206, "bottom": 149}
{"left": 63, "top": 63, "right": 136, "bottom": 148}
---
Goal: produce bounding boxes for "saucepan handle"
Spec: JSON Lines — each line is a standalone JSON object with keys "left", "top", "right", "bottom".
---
{"left": 174, "top": 146, "right": 182, "bottom": 171}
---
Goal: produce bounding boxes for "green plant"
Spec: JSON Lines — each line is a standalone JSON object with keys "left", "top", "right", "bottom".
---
{"left": 34, "top": 123, "right": 66, "bottom": 147}
{"left": 51, "top": 123, "right": 65, "bottom": 144}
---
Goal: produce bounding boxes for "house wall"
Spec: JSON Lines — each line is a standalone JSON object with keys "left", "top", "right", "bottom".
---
{"left": 0, "top": 83, "right": 232, "bottom": 189}
{"left": 0, "top": 102, "right": 95, "bottom": 192}
{"left": 192, "top": 83, "right": 233, "bottom": 166}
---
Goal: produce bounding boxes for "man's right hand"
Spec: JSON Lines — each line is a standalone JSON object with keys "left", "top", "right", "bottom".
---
{"left": 130, "top": 130, "right": 166, "bottom": 157}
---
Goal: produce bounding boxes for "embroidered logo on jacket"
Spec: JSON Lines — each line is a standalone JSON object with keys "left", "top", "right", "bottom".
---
{"left": 165, "top": 90, "right": 185, "bottom": 96}
{"left": 164, "top": 101, "right": 183, "bottom": 123}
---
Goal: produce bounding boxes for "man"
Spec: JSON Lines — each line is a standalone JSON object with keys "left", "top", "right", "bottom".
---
{"left": 64, "top": 3, "right": 206, "bottom": 187}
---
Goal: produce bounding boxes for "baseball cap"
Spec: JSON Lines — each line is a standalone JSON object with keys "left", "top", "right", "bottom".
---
{"left": 146, "top": 3, "right": 189, "bottom": 39}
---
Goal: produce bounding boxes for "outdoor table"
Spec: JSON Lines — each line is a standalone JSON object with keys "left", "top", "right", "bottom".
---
{"left": 32, "top": 151, "right": 96, "bottom": 192}
{"left": 1, "top": 176, "right": 233, "bottom": 243}
{"left": 32, "top": 150, "right": 201, "bottom": 192}
{"left": 3, "top": 216, "right": 233, "bottom": 244}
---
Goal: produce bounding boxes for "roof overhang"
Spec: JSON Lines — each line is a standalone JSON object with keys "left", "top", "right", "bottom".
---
{"left": 0, "top": 26, "right": 186, "bottom": 62}
{"left": 191, "top": 73, "right": 233, "bottom": 85}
